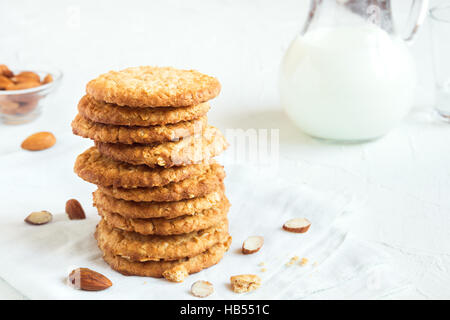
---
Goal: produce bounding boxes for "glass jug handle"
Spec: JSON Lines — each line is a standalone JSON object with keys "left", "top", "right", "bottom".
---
{"left": 402, "top": 0, "right": 429, "bottom": 43}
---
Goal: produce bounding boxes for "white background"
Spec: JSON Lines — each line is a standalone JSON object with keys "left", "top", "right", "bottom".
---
{"left": 0, "top": 0, "right": 449, "bottom": 299}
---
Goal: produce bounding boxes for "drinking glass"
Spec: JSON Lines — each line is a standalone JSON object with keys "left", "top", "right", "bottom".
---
{"left": 430, "top": 3, "right": 450, "bottom": 120}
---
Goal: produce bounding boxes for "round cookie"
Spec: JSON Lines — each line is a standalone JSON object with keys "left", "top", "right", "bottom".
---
{"left": 98, "top": 163, "right": 225, "bottom": 202}
{"left": 74, "top": 147, "right": 214, "bottom": 188}
{"left": 95, "top": 126, "right": 228, "bottom": 168}
{"left": 95, "top": 218, "right": 229, "bottom": 262}
{"left": 78, "top": 95, "right": 210, "bottom": 126}
{"left": 71, "top": 113, "right": 206, "bottom": 144}
{"left": 98, "top": 197, "right": 230, "bottom": 235}
{"left": 98, "top": 236, "right": 232, "bottom": 279}
{"left": 93, "top": 189, "right": 224, "bottom": 219}
{"left": 86, "top": 66, "right": 221, "bottom": 107}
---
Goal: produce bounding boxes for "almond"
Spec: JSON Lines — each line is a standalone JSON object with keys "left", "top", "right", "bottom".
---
{"left": 282, "top": 218, "right": 311, "bottom": 233}
{"left": 0, "top": 98, "right": 20, "bottom": 115}
{"left": 65, "top": 199, "right": 86, "bottom": 220}
{"left": 24, "top": 210, "right": 52, "bottom": 225}
{"left": 0, "top": 75, "right": 14, "bottom": 90}
{"left": 21, "top": 132, "right": 56, "bottom": 151}
{"left": 0, "top": 64, "right": 13, "bottom": 78}
{"left": 191, "top": 280, "right": 214, "bottom": 298}
{"left": 68, "top": 268, "right": 112, "bottom": 291}
{"left": 9, "top": 80, "right": 41, "bottom": 90}
{"left": 242, "top": 236, "right": 264, "bottom": 254}
{"left": 230, "top": 274, "right": 261, "bottom": 293}
{"left": 42, "top": 74, "right": 53, "bottom": 84}
{"left": 12, "top": 71, "right": 40, "bottom": 83}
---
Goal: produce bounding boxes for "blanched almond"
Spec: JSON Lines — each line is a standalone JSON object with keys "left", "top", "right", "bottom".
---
{"left": 21, "top": 132, "right": 56, "bottom": 151}
{"left": 24, "top": 210, "right": 52, "bottom": 225}
{"left": 242, "top": 236, "right": 264, "bottom": 254}
{"left": 191, "top": 280, "right": 214, "bottom": 298}
{"left": 283, "top": 218, "right": 311, "bottom": 233}
{"left": 65, "top": 199, "right": 86, "bottom": 220}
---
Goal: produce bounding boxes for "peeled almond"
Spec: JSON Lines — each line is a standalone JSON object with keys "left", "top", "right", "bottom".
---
{"left": 24, "top": 210, "right": 53, "bottom": 225}
{"left": 242, "top": 236, "right": 264, "bottom": 254}
{"left": 283, "top": 218, "right": 311, "bottom": 233}
{"left": 191, "top": 280, "right": 214, "bottom": 298}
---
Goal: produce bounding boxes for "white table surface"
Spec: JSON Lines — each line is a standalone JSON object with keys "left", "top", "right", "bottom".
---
{"left": 0, "top": 0, "right": 449, "bottom": 299}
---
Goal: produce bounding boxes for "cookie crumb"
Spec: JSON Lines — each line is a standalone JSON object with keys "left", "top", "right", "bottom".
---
{"left": 230, "top": 274, "right": 261, "bottom": 293}
{"left": 299, "top": 258, "right": 309, "bottom": 266}
{"left": 162, "top": 265, "right": 188, "bottom": 283}
{"left": 260, "top": 268, "right": 267, "bottom": 273}
{"left": 286, "top": 256, "right": 299, "bottom": 266}
{"left": 258, "top": 262, "right": 265, "bottom": 267}
{"left": 313, "top": 261, "right": 318, "bottom": 267}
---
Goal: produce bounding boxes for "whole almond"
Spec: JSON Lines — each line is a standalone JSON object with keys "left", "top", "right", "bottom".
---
{"left": 282, "top": 218, "right": 311, "bottom": 233}
{"left": 68, "top": 268, "right": 112, "bottom": 291}
{"left": 65, "top": 199, "right": 86, "bottom": 220}
{"left": 0, "top": 64, "right": 13, "bottom": 78}
{"left": 12, "top": 71, "right": 40, "bottom": 83}
{"left": 42, "top": 74, "right": 53, "bottom": 84}
{"left": 0, "top": 75, "right": 14, "bottom": 90}
{"left": 242, "top": 236, "right": 264, "bottom": 254}
{"left": 9, "top": 80, "right": 41, "bottom": 90}
{"left": 24, "top": 210, "right": 52, "bottom": 225}
{"left": 21, "top": 132, "right": 56, "bottom": 151}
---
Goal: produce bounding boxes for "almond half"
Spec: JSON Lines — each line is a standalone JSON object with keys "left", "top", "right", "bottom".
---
{"left": 68, "top": 268, "right": 112, "bottom": 291}
{"left": 24, "top": 210, "right": 52, "bottom": 225}
{"left": 242, "top": 236, "right": 264, "bottom": 254}
{"left": 282, "top": 218, "right": 311, "bottom": 233}
{"left": 191, "top": 280, "right": 214, "bottom": 298}
{"left": 21, "top": 132, "right": 56, "bottom": 151}
{"left": 65, "top": 199, "right": 86, "bottom": 220}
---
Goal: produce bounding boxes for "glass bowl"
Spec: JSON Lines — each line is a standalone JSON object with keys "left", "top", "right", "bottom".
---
{"left": 0, "top": 66, "right": 63, "bottom": 124}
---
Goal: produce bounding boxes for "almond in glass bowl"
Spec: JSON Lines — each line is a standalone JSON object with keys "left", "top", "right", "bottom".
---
{"left": 0, "top": 64, "right": 62, "bottom": 124}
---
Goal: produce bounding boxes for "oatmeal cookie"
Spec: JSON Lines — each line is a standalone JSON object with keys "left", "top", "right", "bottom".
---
{"left": 71, "top": 113, "right": 206, "bottom": 144}
{"left": 74, "top": 147, "right": 214, "bottom": 188}
{"left": 86, "top": 66, "right": 221, "bottom": 107}
{"left": 78, "top": 95, "right": 210, "bottom": 126}
{"left": 93, "top": 189, "right": 224, "bottom": 219}
{"left": 95, "top": 126, "right": 228, "bottom": 167}
{"left": 95, "top": 218, "right": 229, "bottom": 262}
{"left": 98, "top": 197, "right": 230, "bottom": 235}
{"left": 98, "top": 236, "right": 232, "bottom": 279}
{"left": 98, "top": 163, "right": 225, "bottom": 202}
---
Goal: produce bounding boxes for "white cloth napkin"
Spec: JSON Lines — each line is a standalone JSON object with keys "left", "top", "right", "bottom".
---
{"left": 0, "top": 133, "right": 407, "bottom": 299}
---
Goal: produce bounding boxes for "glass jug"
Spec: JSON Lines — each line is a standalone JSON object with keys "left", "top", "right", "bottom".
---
{"left": 280, "top": 0, "right": 428, "bottom": 142}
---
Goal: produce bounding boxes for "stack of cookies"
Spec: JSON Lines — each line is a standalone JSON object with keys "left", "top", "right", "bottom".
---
{"left": 72, "top": 66, "right": 231, "bottom": 282}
